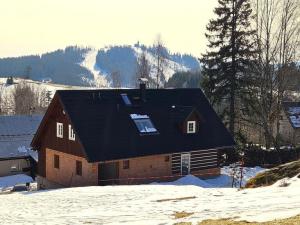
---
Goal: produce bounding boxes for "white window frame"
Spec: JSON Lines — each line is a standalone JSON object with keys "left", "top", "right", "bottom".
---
{"left": 68, "top": 124, "right": 76, "bottom": 141}
{"left": 187, "top": 121, "right": 196, "bottom": 133}
{"left": 56, "top": 122, "right": 63, "bottom": 138}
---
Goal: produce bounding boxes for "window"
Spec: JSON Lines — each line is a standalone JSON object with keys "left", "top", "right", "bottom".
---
{"left": 54, "top": 154, "right": 60, "bottom": 169}
{"left": 187, "top": 121, "right": 196, "bottom": 133}
{"left": 121, "top": 93, "right": 132, "bottom": 106}
{"left": 123, "top": 160, "right": 130, "bottom": 169}
{"left": 10, "top": 164, "right": 20, "bottom": 172}
{"left": 76, "top": 160, "right": 82, "bottom": 176}
{"left": 130, "top": 114, "right": 158, "bottom": 134}
{"left": 68, "top": 125, "right": 76, "bottom": 141}
{"left": 164, "top": 156, "right": 170, "bottom": 162}
{"left": 56, "top": 122, "right": 63, "bottom": 138}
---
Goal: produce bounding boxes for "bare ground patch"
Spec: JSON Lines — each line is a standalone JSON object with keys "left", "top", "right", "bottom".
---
{"left": 173, "top": 211, "right": 194, "bottom": 219}
{"left": 156, "top": 196, "right": 197, "bottom": 202}
{"left": 198, "top": 214, "right": 300, "bottom": 225}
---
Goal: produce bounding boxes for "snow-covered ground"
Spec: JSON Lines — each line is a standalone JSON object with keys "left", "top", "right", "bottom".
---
{"left": 1, "top": 167, "right": 300, "bottom": 225}
{"left": 156, "top": 166, "right": 265, "bottom": 188}
{"left": 0, "top": 78, "right": 96, "bottom": 113}
{"left": 0, "top": 78, "right": 83, "bottom": 97}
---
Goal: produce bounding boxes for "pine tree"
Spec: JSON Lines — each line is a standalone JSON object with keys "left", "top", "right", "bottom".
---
{"left": 201, "top": 0, "right": 256, "bottom": 136}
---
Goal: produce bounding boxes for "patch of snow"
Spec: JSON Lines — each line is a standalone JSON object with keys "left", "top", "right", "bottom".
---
{"left": 164, "top": 175, "right": 212, "bottom": 187}
{"left": 205, "top": 174, "right": 232, "bottom": 187}
{"left": 221, "top": 166, "right": 266, "bottom": 187}
{"left": 130, "top": 114, "right": 149, "bottom": 119}
{"left": 28, "top": 149, "right": 38, "bottom": 162}
{"left": 272, "top": 173, "right": 300, "bottom": 187}
{"left": 17, "top": 146, "right": 28, "bottom": 153}
{"left": 0, "top": 174, "right": 33, "bottom": 189}
{"left": 156, "top": 166, "right": 265, "bottom": 188}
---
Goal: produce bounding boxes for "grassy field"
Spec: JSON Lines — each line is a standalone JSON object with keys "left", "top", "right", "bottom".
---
{"left": 245, "top": 160, "right": 300, "bottom": 188}
{"left": 199, "top": 215, "right": 300, "bottom": 224}
{"left": 173, "top": 215, "right": 300, "bottom": 225}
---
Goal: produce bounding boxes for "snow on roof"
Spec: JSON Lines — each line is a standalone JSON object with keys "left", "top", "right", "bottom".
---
{"left": 28, "top": 149, "right": 38, "bottom": 162}
{"left": 289, "top": 115, "right": 300, "bottom": 128}
{"left": 288, "top": 107, "right": 300, "bottom": 115}
{"left": 0, "top": 141, "right": 31, "bottom": 159}
{"left": 0, "top": 115, "right": 42, "bottom": 159}
{"left": 130, "top": 114, "right": 149, "bottom": 119}
{"left": 287, "top": 107, "right": 300, "bottom": 128}
{"left": 0, "top": 114, "right": 43, "bottom": 136}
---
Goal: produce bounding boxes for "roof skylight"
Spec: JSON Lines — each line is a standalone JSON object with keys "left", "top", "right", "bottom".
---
{"left": 121, "top": 94, "right": 132, "bottom": 106}
{"left": 130, "top": 114, "right": 158, "bottom": 134}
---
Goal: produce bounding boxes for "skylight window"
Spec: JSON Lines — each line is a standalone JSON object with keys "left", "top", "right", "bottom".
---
{"left": 130, "top": 114, "right": 158, "bottom": 134}
{"left": 121, "top": 93, "right": 132, "bottom": 106}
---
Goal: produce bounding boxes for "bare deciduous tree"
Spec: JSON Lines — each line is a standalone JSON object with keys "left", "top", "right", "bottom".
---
{"left": 247, "top": 0, "right": 300, "bottom": 149}
{"left": 13, "top": 82, "right": 48, "bottom": 115}
{"left": 13, "top": 82, "right": 36, "bottom": 115}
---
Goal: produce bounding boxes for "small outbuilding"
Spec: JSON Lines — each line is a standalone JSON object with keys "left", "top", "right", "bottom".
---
{"left": 0, "top": 115, "right": 42, "bottom": 177}
{"left": 279, "top": 102, "right": 300, "bottom": 145}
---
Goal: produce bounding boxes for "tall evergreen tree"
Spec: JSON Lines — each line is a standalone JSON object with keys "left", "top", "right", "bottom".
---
{"left": 201, "top": 0, "right": 256, "bottom": 136}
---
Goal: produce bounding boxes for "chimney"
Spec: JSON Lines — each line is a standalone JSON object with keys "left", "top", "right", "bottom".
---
{"left": 139, "top": 78, "right": 148, "bottom": 102}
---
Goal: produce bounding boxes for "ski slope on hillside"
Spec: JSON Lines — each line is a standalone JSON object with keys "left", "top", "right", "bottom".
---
{"left": 80, "top": 49, "right": 109, "bottom": 87}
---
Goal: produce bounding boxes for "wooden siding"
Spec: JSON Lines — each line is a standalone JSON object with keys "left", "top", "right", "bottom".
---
{"left": 36, "top": 95, "right": 85, "bottom": 177}
{"left": 0, "top": 158, "right": 31, "bottom": 177}
{"left": 172, "top": 149, "right": 218, "bottom": 174}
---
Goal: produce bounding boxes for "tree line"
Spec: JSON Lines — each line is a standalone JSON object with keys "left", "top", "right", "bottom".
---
{"left": 132, "top": 35, "right": 201, "bottom": 89}
{"left": 0, "top": 79, "right": 51, "bottom": 115}
{"left": 201, "top": 0, "right": 300, "bottom": 150}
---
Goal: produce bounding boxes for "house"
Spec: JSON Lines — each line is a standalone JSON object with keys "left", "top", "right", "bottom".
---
{"left": 279, "top": 102, "right": 300, "bottom": 145}
{"left": 0, "top": 115, "right": 42, "bottom": 177}
{"left": 31, "top": 85, "right": 235, "bottom": 188}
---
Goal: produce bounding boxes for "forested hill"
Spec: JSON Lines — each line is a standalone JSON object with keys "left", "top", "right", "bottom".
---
{"left": 0, "top": 44, "right": 200, "bottom": 87}
{"left": 0, "top": 46, "right": 93, "bottom": 86}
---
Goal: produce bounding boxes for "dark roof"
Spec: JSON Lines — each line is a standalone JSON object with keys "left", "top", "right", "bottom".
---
{"left": 283, "top": 102, "right": 300, "bottom": 129}
{"left": 0, "top": 115, "right": 42, "bottom": 159}
{"left": 55, "top": 88, "right": 234, "bottom": 162}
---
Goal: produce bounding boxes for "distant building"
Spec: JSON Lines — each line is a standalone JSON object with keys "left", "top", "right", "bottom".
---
{"left": 279, "top": 102, "right": 300, "bottom": 145}
{"left": 32, "top": 85, "right": 235, "bottom": 189}
{"left": 0, "top": 115, "right": 42, "bottom": 177}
